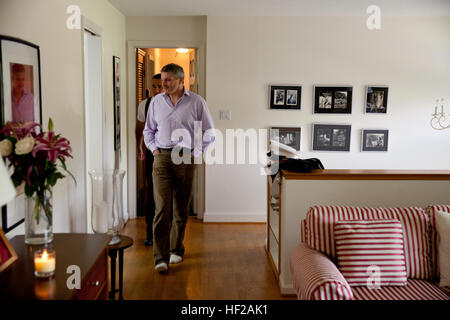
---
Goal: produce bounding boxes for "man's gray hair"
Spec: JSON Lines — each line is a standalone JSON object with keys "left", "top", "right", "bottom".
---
{"left": 161, "top": 63, "right": 185, "bottom": 79}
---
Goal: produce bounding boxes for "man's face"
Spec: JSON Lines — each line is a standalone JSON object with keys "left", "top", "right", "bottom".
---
{"left": 161, "top": 72, "right": 183, "bottom": 95}
{"left": 12, "top": 72, "right": 25, "bottom": 94}
{"left": 151, "top": 78, "right": 163, "bottom": 96}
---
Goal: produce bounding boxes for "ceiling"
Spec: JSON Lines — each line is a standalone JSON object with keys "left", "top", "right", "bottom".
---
{"left": 108, "top": 0, "right": 450, "bottom": 17}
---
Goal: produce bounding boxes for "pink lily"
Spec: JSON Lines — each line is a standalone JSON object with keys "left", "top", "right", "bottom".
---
{"left": 33, "top": 131, "right": 73, "bottom": 162}
{"left": 0, "top": 121, "right": 40, "bottom": 140}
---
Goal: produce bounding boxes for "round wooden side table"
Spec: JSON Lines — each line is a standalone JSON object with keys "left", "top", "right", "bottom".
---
{"left": 107, "top": 235, "right": 133, "bottom": 300}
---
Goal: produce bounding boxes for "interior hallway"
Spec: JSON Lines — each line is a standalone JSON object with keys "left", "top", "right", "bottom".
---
{"left": 120, "top": 218, "right": 295, "bottom": 300}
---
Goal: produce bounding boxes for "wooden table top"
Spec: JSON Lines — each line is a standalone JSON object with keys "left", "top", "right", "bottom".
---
{"left": 281, "top": 169, "right": 450, "bottom": 180}
{"left": 0, "top": 233, "right": 110, "bottom": 300}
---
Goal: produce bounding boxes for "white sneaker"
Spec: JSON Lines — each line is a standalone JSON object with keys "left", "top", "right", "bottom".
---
{"left": 169, "top": 254, "right": 183, "bottom": 264}
{"left": 155, "top": 262, "right": 168, "bottom": 273}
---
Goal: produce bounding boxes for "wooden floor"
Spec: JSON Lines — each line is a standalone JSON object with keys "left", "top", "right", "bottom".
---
{"left": 119, "top": 217, "right": 295, "bottom": 300}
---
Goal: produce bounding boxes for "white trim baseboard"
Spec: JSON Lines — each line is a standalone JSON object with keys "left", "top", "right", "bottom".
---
{"left": 203, "top": 212, "right": 266, "bottom": 223}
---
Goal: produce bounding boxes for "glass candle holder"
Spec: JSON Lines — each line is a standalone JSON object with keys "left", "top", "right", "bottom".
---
{"left": 34, "top": 248, "right": 56, "bottom": 278}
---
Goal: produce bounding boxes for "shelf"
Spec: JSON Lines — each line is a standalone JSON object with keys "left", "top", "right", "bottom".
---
{"left": 269, "top": 231, "right": 279, "bottom": 272}
{"left": 269, "top": 209, "right": 279, "bottom": 242}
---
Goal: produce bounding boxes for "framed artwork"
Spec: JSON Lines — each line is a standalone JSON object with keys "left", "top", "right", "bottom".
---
{"left": 0, "top": 229, "right": 18, "bottom": 273}
{"left": 365, "top": 86, "right": 388, "bottom": 113}
{"left": 269, "top": 85, "right": 301, "bottom": 110}
{"left": 0, "top": 35, "right": 42, "bottom": 233}
{"left": 361, "top": 129, "right": 389, "bottom": 152}
{"left": 113, "top": 56, "right": 121, "bottom": 151}
{"left": 312, "top": 123, "right": 351, "bottom": 151}
{"left": 269, "top": 126, "right": 301, "bottom": 151}
{"left": 314, "top": 86, "right": 353, "bottom": 114}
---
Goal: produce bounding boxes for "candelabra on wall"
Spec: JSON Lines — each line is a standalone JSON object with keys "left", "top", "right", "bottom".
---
{"left": 430, "top": 98, "right": 449, "bottom": 130}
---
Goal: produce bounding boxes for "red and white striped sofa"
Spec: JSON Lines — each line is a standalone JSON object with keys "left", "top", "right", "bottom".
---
{"left": 290, "top": 205, "right": 450, "bottom": 300}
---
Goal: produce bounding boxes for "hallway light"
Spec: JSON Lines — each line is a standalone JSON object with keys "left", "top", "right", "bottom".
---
{"left": 176, "top": 48, "right": 189, "bottom": 53}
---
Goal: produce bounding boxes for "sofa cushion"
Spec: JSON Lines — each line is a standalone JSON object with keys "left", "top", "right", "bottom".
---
{"left": 352, "top": 279, "right": 449, "bottom": 300}
{"left": 334, "top": 219, "right": 407, "bottom": 287}
{"left": 435, "top": 210, "right": 450, "bottom": 288}
{"left": 305, "top": 206, "right": 431, "bottom": 280}
{"left": 425, "top": 205, "right": 450, "bottom": 280}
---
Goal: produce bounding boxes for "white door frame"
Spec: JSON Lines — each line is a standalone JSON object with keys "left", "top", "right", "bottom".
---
{"left": 126, "top": 40, "right": 206, "bottom": 219}
{"left": 81, "top": 16, "right": 103, "bottom": 233}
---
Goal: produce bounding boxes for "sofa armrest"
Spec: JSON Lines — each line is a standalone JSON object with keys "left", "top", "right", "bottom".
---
{"left": 290, "top": 243, "right": 353, "bottom": 300}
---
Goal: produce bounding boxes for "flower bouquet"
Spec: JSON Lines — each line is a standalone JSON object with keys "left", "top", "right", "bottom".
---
{"left": 0, "top": 119, "right": 75, "bottom": 244}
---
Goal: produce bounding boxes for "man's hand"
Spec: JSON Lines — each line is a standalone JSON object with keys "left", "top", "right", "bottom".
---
{"left": 153, "top": 149, "right": 161, "bottom": 155}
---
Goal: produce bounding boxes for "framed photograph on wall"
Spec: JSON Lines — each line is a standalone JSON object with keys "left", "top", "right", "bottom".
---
{"left": 314, "top": 86, "right": 353, "bottom": 114}
{"left": 0, "top": 229, "right": 18, "bottom": 273}
{"left": 365, "top": 86, "right": 388, "bottom": 113}
{"left": 113, "top": 56, "right": 121, "bottom": 151}
{"left": 269, "top": 85, "right": 301, "bottom": 110}
{"left": 361, "top": 129, "right": 389, "bottom": 152}
{"left": 0, "top": 35, "right": 42, "bottom": 233}
{"left": 269, "top": 126, "right": 301, "bottom": 152}
{"left": 312, "top": 123, "right": 351, "bottom": 151}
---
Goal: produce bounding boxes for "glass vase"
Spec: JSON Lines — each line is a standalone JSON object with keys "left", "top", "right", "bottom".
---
{"left": 89, "top": 169, "right": 126, "bottom": 245}
{"left": 25, "top": 189, "right": 53, "bottom": 245}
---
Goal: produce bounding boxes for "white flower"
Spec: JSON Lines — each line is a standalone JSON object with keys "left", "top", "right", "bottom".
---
{"left": 0, "top": 139, "right": 13, "bottom": 156}
{"left": 15, "top": 136, "right": 35, "bottom": 155}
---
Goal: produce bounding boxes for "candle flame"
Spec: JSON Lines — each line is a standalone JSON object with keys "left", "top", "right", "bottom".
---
{"left": 42, "top": 249, "right": 48, "bottom": 261}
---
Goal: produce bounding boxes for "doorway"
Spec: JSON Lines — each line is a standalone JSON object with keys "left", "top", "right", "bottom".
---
{"left": 83, "top": 26, "right": 103, "bottom": 233}
{"left": 134, "top": 47, "right": 205, "bottom": 220}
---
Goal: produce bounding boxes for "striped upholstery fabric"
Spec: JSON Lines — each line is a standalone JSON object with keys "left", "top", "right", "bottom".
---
{"left": 352, "top": 279, "right": 450, "bottom": 300}
{"left": 290, "top": 243, "right": 353, "bottom": 300}
{"left": 334, "top": 220, "right": 408, "bottom": 286}
{"left": 305, "top": 206, "right": 431, "bottom": 280}
{"left": 300, "top": 219, "right": 307, "bottom": 243}
{"left": 425, "top": 205, "right": 450, "bottom": 280}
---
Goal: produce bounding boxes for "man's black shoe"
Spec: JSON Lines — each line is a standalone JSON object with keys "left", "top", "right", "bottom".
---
{"left": 144, "top": 237, "right": 153, "bottom": 246}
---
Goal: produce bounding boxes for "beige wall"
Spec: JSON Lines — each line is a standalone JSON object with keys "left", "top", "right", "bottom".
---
{"left": 205, "top": 16, "right": 450, "bottom": 222}
{"left": 0, "top": 0, "right": 127, "bottom": 234}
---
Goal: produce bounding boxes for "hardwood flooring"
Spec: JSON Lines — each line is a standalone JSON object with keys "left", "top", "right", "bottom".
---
{"left": 119, "top": 217, "right": 294, "bottom": 300}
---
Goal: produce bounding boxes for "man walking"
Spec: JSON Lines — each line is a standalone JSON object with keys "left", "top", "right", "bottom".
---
{"left": 143, "top": 63, "right": 215, "bottom": 273}
{"left": 136, "top": 73, "right": 163, "bottom": 246}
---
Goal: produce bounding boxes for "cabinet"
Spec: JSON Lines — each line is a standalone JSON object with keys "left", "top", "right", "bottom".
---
{"left": 0, "top": 233, "right": 110, "bottom": 300}
{"left": 266, "top": 172, "right": 282, "bottom": 280}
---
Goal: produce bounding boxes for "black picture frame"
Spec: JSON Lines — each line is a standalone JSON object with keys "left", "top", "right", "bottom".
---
{"left": 312, "top": 123, "right": 351, "bottom": 152}
{"left": 361, "top": 129, "right": 389, "bottom": 152}
{"left": 314, "top": 86, "right": 353, "bottom": 114}
{"left": 0, "top": 35, "right": 42, "bottom": 233}
{"left": 365, "top": 86, "right": 388, "bottom": 113}
{"left": 269, "top": 85, "right": 301, "bottom": 110}
{"left": 269, "top": 126, "right": 301, "bottom": 152}
{"left": 113, "top": 56, "right": 121, "bottom": 151}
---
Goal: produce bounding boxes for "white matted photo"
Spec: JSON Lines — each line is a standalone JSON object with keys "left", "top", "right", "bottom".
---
{"left": 312, "top": 123, "right": 351, "bottom": 151}
{"left": 361, "top": 129, "right": 389, "bottom": 152}
{"left": 365, "top": 86, "right": 388, "bottom": 114}
{"left": 269, "top": 85, "right": 301, "bottom": 110}
{"left": 269, "top": 126, "right": 301, "bottom": 151}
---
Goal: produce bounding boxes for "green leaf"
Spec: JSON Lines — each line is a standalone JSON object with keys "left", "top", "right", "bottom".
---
{"left": 24, "top": 183, "right": 34, "bottom": 197}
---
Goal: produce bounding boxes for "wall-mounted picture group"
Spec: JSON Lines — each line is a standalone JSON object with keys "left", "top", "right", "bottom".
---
{"left": 268, "top": 84, "right": 390, "bottom": 153}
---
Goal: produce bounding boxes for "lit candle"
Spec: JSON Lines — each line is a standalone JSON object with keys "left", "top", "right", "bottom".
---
{"left": 34, "top": 249, "right": 56, "bottom": 278}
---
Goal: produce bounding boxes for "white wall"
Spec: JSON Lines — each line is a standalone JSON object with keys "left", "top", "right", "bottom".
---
{"left": 205, "top": 16, "right": 450, "bottom": 222}
{"left": 0, "top": 0, "right": 127, "bottom": 233}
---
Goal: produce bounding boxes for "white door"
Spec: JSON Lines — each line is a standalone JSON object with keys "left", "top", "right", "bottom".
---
{"left": 83, "top": 30, "right": 103, "bottom": 233}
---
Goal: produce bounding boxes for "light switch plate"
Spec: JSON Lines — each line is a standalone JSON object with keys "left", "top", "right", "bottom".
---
{"left": 220, "top": 110, "right": 231, "bottom": 120}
